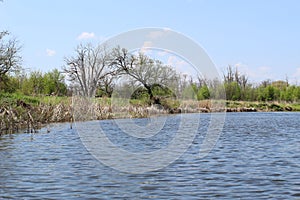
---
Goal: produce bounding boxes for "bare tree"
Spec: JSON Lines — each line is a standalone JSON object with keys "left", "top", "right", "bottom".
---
{"left": 64, "top": 43, "right": 116, "bottom": 97}
{"left": 0, "top": 31, "right": 22, "bottom": 85}
{"left": 97, "top": 73, "right": 117, "bottom": 97}
{"left": 223, "top": 65, "right": 248, "bottom": 88}
{"left": 110, "top": 47, "right": 179, "bottom": 102}
{"left": 223, "top": 65, "right": 235, "bottom": 83}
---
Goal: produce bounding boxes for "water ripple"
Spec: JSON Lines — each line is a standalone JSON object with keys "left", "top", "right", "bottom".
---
{"left": 0, "top": 112, "right": 299, "bottom": 199}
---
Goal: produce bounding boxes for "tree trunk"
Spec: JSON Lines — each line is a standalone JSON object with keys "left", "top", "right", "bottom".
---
{"left": 144, "top": 84, "right": 154, "bottom": 104}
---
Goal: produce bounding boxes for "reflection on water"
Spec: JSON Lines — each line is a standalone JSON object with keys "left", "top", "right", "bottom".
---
{"left": 0, "top": 112, "right": 299, "bottom": 199}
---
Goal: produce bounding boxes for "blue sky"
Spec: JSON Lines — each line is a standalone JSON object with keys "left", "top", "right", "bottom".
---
{"left": 1, "top": 0, "right": 300, "bottom": 83}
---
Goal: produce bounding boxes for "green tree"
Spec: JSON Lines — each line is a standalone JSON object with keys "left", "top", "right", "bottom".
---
{"left": 223, "top": 65, "right": 249, "bottom": 101}
{"left": 182, "top": 85, "right": 196, "bottom": 100}
{"left": 21, "top": 71, "right": 44, "bottom": 95}
{"left": 43, "top": 69, "right": 67, "bottom": 96}
{"left": 224, "top": 81, "right": 241, "bottom": 100}
{"left": 265, "top": 85, "right": 275, "bottom": 101}
{"left": 111, "top": 47, "right": 179, "bottom": 104}
{"left": 284, "top": 86, "right": 296, "bottom": 102}
{"left": 0, "top": 31, "right": 22, "bottom": 91}
{"left": 197, "top": 85, "right": 210, "bottom": 100}
{"left": 6, "top": 76, "right": 19, "bottom": 93}
{"left": 293, "top": 86, "right": 300, "bottom": 101}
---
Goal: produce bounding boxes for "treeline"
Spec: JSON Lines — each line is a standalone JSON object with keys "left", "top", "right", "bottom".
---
{"left": 1, "top": 30, "right": 300, "bottom": 103}
{"left": 0, "top": 31, "right": 67, "bottom": 96}
{"left": 187, "top": 65, "right": 300, "bottom": 102}
{"left": 2, "top": 65, "right": 299, "bottom": 103}
{"left": 223, "top": 78, "right": 300, "bottom": 102}
{"left": 0, "top": 69, "right": 67, "bottom": 96}
{"left": 221, "top": 66, "right": 300, "bottom": 102}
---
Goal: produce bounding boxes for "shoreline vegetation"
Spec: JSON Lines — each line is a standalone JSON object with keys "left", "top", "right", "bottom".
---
{"left": 1, "top": 93, "right": 300, "bottom": 135}
{"left": 2, "top": 32, "right": 300, "bottom": 134}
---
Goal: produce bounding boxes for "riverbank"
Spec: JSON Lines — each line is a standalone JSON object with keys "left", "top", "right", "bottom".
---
{"left": 1, "top": 93, "right": 300, "bottom": 134}
{"left": 224, "top": 100, "right": 300, "bottom": 112}
{"left": 0, "top": 93, "right": 72, "bottom": 134}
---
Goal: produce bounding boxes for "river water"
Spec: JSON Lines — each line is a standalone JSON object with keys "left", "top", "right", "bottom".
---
{"left": 0, "top": 112, "right": 299, "bottom": 199}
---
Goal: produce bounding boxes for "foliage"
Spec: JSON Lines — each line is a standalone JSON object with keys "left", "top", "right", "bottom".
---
{"left": 0, "top": 68, "right": 67, "bottom": 96}
{"left": 219, "top": 65, "right": 300, "bottom": 103}
{"left": 197, "top": 85, "right": 210, "bottom": 100}
{"left": 110, "top": 47, "right": 179, "bottom": 103}
{"left": 43, "top": 69, "right": 67, "bottom": 96}
{"left": 1, "top": 34, "right": 300, "bottom": 105}
{"left": 0, "top": 31, "right": 22, "bottom": 90}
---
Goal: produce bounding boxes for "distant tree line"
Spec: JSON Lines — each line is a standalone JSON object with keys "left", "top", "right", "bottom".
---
{"left": 1, "top": 31, "right": 300, "bottom": 103}
{"left": 63, "top": 43, "right": 300, "bottom": 103}
{"left": 184, "top": 65, "right": 300, "bottom": 102}
{"left": 220, "top": 65, "right": 300, "bottom": 102}
{"left": 0, "top": 68, "right": 67, "bottom": 96}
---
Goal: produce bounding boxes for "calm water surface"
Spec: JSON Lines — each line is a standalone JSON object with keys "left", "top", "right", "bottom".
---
{"left": 0, "top": 112, "right": 299, "bottom": 199}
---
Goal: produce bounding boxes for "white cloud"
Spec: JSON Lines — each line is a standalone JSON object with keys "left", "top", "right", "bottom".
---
{"left": 77, "top": 32, "right": 96, "bottom": 40}
{"left": 142, "top": 41, "right": 153, "bottom": 48}
{"left": 167, "top": 55, "right": 195, "bottom": 75}
{"left": 147, "top": 29, "right": 170, "bottom": 40}
{"left": 168, "top": 56, "right": 186, "bottom": 68}
{"left": 46, "top": 49, "right": 56, "bottom": 57}
{"left": 234, "top": 62, "right": 255, "bottom": 77}
{"left": 140, "top": 41, "right": 153, "bottom": 53}
{"left": 163, "top": 27, "right": 172, "bottom": 31}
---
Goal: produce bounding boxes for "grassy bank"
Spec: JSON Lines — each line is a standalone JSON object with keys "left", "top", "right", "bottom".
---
{"left": 0, "top": 93, "right": 72, "bottom": 134}
{"left": 225, "top": 100, "right": 300, "bottom": 112}
{"left": 1, "top": 93, "right": 300, "bottom": 134}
